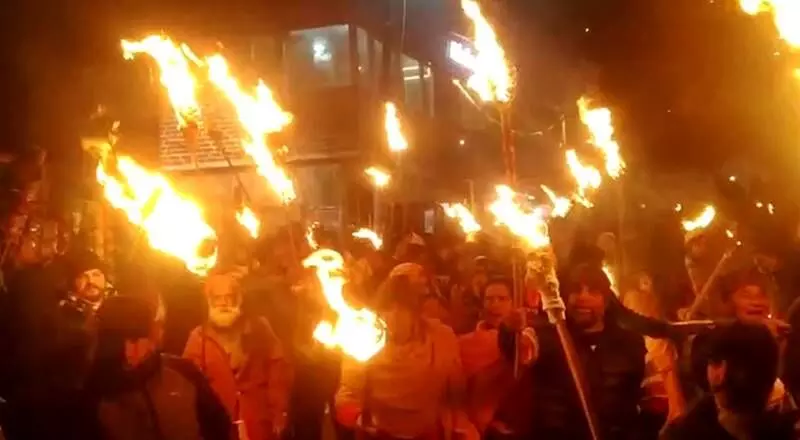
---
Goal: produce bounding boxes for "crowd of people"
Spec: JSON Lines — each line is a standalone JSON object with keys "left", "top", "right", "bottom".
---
{"left": 0, "top": 204, "right": 799, "bottom": 440}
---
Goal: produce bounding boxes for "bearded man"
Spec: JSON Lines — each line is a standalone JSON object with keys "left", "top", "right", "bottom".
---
{"left": 183, "top": 271, "right": 290, "bottom": 440}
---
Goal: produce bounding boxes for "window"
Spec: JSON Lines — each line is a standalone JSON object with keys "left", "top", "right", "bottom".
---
{"left": 400, "top": 54, "right": 425, "bottom": 112}
{"left": 356, "top": 28, "right": 382, "bottom": 92}
{"left": 286, "top": 25, "right": 351, "bottom": 90}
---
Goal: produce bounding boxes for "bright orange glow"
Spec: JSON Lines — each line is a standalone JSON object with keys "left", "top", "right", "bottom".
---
{"left": 489, "top": 185, "right": 550, "bottom": 249}
{"left": 303, "top": 250, "right": 387, "bottom": 362}
{"left": 236, "top": 206, "right": 260, "bottom": 238}
{"left": 740, "top": 0, "right": 800, "bottom": 47}
{"left": 578, "top": 97, "right": 625, "bottom": 179}
{"left": 565, "top": 150, "right": 602, "bottom": 207}
{"left": 384, "top": 102, "right": 409, "bottom": 152}
{"left": 352, "top": 228, "right": 383, "bottom": 249}
{"left": 540, "top": 185, "right": 573, "bottom": 218}
{"left": 682, "top": 205, "right": 716, "bottom": 232}
{"left": 460, "top": 0, "right": 513, "bottom": 102}
{"left": 121, "top": 36, "right": 202, "bottom": 128}
{"left": 205, "top": 54, "right": 296, "bottom": 203}
{"left": 365, "top": 167, "right": 391, "bottom": 188}
{"left": 96, "top": 155, "right": 217, "bottom": 276}
{"left": 440, "top": 203, "right": 481, "bottom": 241}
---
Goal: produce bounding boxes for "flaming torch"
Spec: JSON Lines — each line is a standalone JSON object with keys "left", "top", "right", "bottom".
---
{"left": 441, "top": 203, "right": 482, "bottom": 242}
{"left": 205, "top": 55, "right": 296, "bottom": 204}
{"left": 365, "top": 167, "right": 391, "bottom": 230}
{"left": 352, "top": 228, "right": 383, "bottom": 250}
{"left": 489, "top": 184, "right": 600, "bottom": 440}
{"left": 96, "top": 153, "right": 217, "bottom": 276}
{"left": 122, "top": 36, "right": 204, "bottom": 166}
{"left": 236, "top": 206, "right": 260, "bottom": 239}
{"left": 303, "top": 250, "right": 387, "bottom": 361}
{"left": 739, "top": 1, "right": 800, "bottom": 48}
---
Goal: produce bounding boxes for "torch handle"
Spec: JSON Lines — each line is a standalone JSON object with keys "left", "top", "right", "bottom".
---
{"left": 687, "top": 248, "right": 735, "bottom": 319}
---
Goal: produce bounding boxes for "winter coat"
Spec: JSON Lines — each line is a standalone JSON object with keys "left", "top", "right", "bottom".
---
{"left": 183, "top": 318, "right": 290, "bottom": 440}
{"left": 661, "top": 395, "right": 800, "bottom": 440}
{"left": 96, "top": 353, "right": 231, "bottom": 440}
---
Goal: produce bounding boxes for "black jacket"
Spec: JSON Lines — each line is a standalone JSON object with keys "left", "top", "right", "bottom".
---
{"left": 501, "top": 320, "right": 646, "bottom": 439}
{"left": 662, "top": 395, "right": 799, "bottom": 440}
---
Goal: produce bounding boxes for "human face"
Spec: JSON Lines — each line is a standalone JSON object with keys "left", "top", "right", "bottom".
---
{"left": 484, "top": 283, "right": 513, "bottom": 326}
{"left": 567, "top": 285, "right": 606, "bottom": 330}
{"left": 206, "top": 276, "right": 242, "bottom": 328}
{"left": 729, "top": 284, "right": 770, "bottom": 323}
{"left": 125, "top": 337, "right": 156, "bottom": 370}
{"left": 707, "top": 360, "right": 727, "bottom": 394}
{"left": 75, "top": 269, "right": 106, "bottom": 302}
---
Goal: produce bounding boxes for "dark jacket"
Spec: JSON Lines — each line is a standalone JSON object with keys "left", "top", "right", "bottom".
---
{"left": 94, "top": 353, "right": 231, "bottom": 440}
{"left": 500, "top": 320, "right": 646, "bottom": 439}
{"left": 661, "top": 395, "right": 799, "bottom": 440}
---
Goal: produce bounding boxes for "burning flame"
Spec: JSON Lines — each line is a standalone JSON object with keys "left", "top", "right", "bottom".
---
{"left": 540, "top": 185, "right": 573, "bottom": 218}
{"left": 441, "top": 203, "right": 481, "bottom": 240}
{"left": 121, "top": 36, "right": 202, "bottom": 128}
{"left": 740, "top": 0, "right": 800, "bottom": 47}
{"left": 384, "top": 102, "right": 409, "bottom": 152}
{"left": 565, "top": 150, "right": 602, "bottom": 206}
{"left": 603, "top": 263, "right": 618, "bottom": 296}
{"left": 303, "top": 250, "right": 387, "bottom": 362}
{"left": 205, "top": 54, "right": 296, "bottom": 203}
{"left": 578, "top": 98, "right": 625, "bottom": 179}
{"left": 236, "top": 206, "right": 260, "bottom": 238}
{"left": 352, "top": 228, "right": 383, "bottom": 249}
{"left": 365, "top": 167, "right": 391, "bottom": 188}
{"left": 460, "top": 0, "right": 513, "bottom": 102}
{"left": 489, "top": 185, "right": 550, "bottom": 249}
{"left": 307, "top": 223, "right": 319, "bottom": 250}
{"left": 682, "top": 205, "right": 717, "bottom": 231}
{"left": 97, "top": 156, "right": 217, "bottom": 276}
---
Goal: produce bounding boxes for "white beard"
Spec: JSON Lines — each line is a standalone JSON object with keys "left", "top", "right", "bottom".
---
{"left": 208, "top": 306, "right": 241, "bottom": 328}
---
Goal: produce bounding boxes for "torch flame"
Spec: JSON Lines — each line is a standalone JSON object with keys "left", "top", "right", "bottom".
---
{"left": 121, "top": 36, "right": 202, "bottom": 128}
{"left": 578, "top": 97, "right": 626, "bottom": 179}
{"left": 96, "top": 156, "right": 217, "bottom": 276}
{"left": 540, "top": 185, "right": 573, "bottom": 218}
{"left": 565, "top": 150, "right": 602, "bottom": 206}
{"left": 460, "top": 0, "right": 513, "bottom": 103}
{"left": 352, "top": 228, "right": 383, "bottom": 249}
{"left": 365, "top": 167, "right": 391, "bottom": 188}
{"left": 303, "top": 249, "right": 387, "bottom": 362}
{"left": 740, "top": 0, "right": 800, "bottom": 47}
{"left": 682, "top": 205, "right": 717, "bottom": 232}
{"left": 384, "top": 102, "right": 409, "bottom": 153}
{"left": 236, "top": 206, "right": 260, "bottom": 238}
{"left": 205, "top": 54, "right": 296, "bottom": 203}
{"left": 440, "top": 203, "right": 481, "bottom": 241}
{"left": 489, "top": 185, "right": 550, "bottom": 249}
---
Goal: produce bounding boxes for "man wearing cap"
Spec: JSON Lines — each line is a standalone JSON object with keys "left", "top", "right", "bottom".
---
{"left": 183, "top": 271, "right": 290, "bottom": 440}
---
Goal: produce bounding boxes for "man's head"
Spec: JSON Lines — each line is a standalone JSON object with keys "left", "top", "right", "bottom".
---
{"left": 563, "top": 264, "right": 611, "bottom": 331}
{"left": 482, "top": 278, "right": 513, "bottom": 327}
{"left": 69, "top": 251, "right": 107, "bottom": 303}
{"left": 97, "top": 295, "right": 159, "bottom": 370}
{"left": 470, "top": 256, "right": 490, "bottom": 292}
{"left": 204, "top": 272, "right": 243, "bottom": 329}
{"left": 720, "top": 269, "right": 771, "bottom": 323}
{"left": 388, "top": 263, "right": 430, "bottom": 299}
{"left": 706, "top": 322, "right": 779, "bottom": 414}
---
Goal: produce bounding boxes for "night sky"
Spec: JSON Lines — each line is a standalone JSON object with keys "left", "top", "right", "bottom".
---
{"left": 0, "top": 0, "right": 796, "bottom": 182}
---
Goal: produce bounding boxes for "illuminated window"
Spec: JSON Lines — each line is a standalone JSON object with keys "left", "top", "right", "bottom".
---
{"left": 400, "top": 54, "right": 427, "bottom": 112}
{"left": 286, "top": 25, "right": 351, "bottom": 89}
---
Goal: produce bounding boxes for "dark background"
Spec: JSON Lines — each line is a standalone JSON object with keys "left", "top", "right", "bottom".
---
{"left": 0, "top": 0, "right": 796, "bottom": 181}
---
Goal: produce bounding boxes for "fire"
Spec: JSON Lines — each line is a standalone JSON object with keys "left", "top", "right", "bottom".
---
{"left": 352, "top": 228, "right": 383, "bottom": 249}
{"left": 384, "top": 102, "right": 409, "bottom": 153}
{"left": 306, "top": 223, "right": 320, "bottom": 250}
{"left": 540, "top": 185, "right": 573, "bottom": 218}
{"left": 205, "top": 54, "right": 296, "bottom": 203}
{"left": 682, "top": 205, "right": 717, "bottom": 231}
{"left": 440, "top": 203, "right": 481, "bottom": 241}
{"left": 489, "top": 185, "right": 550, "bottom": 249}
{"left": 365, "top": 167, "right": 391, "bottom": 188}
{"left": 740, "top": 0, "right": 800, "bottom": 47}
{"left": 578, "top": 98, "right": 625, "bottom": 179}
{"left": 460, "top": 0, "right": 513, "bottom": 102}
{"left": 96, "top": 155, "right": 217, "bottom": 276}
{"left": 236, "top": 206, "right": 260, "bottom": 238}
{"left": 303, "top": 250, "right": 387, "bottom": 362}
{"left": 602, "top": 264, "right": 618, "bottom": 296}
{"left": 565, "top": 149, "right": 602, "bottom": 206}
{"left": 121, "top": 36, "right": 202, "bottom": 128}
